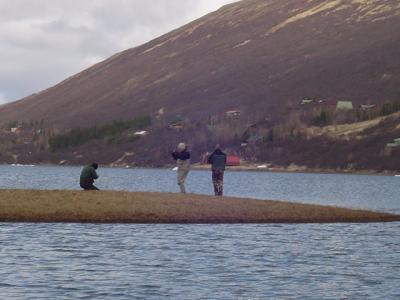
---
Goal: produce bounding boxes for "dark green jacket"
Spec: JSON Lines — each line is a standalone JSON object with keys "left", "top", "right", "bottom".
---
{"left": 80, "top": 165, "right": 98, "bottom": 185}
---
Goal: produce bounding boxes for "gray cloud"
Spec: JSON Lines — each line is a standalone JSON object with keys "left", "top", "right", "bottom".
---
{"left": 0, "top": 0, "right": 236, "bottom": 103}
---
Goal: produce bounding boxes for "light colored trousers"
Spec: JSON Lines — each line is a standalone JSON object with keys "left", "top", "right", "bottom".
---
{"left": 177, "top": 159, "right": 190, "bottom": 193}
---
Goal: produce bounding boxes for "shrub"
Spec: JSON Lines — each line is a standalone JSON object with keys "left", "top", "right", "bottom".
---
{"left": 380, "top": 102, "right": 400, "bottom": 116}
{"left": 313, "top": 110, "right": 332, "bottom": 127}
{"left": 49, "top": 116, "right": 151, "bottom": 151}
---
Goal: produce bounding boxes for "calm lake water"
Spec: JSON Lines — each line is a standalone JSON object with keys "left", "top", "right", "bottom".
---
{"left": 1, "top": 165, "right": 399, "bottom": 299}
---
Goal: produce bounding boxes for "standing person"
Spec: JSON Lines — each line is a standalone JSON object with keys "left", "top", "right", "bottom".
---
{"left": 80, "top": 163, "right": 100, "bottom": 190}
{"left": 208, "top": 144, "right": 227, "bottom": 196}
{"left": 171, "top": 143, "right": 191, "bottom": 194}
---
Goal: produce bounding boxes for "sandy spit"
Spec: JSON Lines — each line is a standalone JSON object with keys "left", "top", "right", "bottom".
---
{"left": 0, "top": 190, "right": 399, "bottom": 224}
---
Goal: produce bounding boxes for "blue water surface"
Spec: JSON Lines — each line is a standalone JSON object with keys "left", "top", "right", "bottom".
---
{"left": 0, "top": 165, "right": 399, "bottom": 299}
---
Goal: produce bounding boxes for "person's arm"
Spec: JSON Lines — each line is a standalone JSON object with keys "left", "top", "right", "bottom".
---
{"left": 92, "top": 169, "right": 99, "bottom": 179}
{"left": 207, "top": 153, "right": 213, "bottom": 164}
{"left": 171, "top": 151, "right": 178, "bottom": 160}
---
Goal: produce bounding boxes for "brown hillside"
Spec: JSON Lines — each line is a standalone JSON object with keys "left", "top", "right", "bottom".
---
{"left": 1, "top": 0, "right": 400, "bottom": 127}
{"left": 1, "top": 0, "right": 400, "bottom": 171}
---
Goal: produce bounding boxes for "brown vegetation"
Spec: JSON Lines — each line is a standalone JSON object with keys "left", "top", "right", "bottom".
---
{"left": 0, "top": 190, "right": 399, "bottom": 224}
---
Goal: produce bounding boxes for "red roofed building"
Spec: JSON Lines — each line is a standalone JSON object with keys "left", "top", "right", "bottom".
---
{"left": 226, "top": 155, "right": 241, "bottom": 166}
{"left": 225, "top": 110, "right": 241, "bottom": 117}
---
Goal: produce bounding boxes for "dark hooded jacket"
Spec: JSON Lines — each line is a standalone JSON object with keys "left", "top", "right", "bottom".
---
{"left": 208, "top": 149, "right": 227, "bottom": 171}
{"left": 172, "top": 149, "right": 191, "bottom": 161}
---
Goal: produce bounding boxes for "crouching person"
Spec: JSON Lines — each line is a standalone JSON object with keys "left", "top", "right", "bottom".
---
{"left": 171, "top": 143, "right": 191, "bottom": 194}
{"left": 80, "top": 163, "right": 100, "bottom": 190}
{"left": 208, "top": 145, "right": 226, "bottom": 196}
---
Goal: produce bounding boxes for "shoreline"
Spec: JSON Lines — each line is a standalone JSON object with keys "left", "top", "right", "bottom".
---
{"left": 1, "top": 190, "right": 399, "bottom": 224}
{"left": 190, "top": 164, "right": 398, "bottom": 176}
{"left": 2, "top": 162, "right": 399, "bottom": 177}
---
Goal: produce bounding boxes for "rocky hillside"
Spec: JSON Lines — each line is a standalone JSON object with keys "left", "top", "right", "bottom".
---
{"left": 0, "top": 0, "right": 400, "bottom": 171}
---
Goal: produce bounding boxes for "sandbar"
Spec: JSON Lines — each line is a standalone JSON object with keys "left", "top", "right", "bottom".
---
{"left": 0, "top": 190, "right": 399, "bottom": 223}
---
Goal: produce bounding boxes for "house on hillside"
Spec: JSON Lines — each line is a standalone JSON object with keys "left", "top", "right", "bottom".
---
{"left": 300, "top": 98, "right": 314, "bottom": 105}
{"left": 336, "top": 101, "right": 354, "bottom": 110}
{"left": 168, "top": 122, "right": 185, "bottom": 130}
{"left": 11, "top": 127, "right": 22, "bottom": 134}
{"left": 359, "top": 104, "right": 376, "bottom": 110}
{"left": 225, "top": 110, "right": 241, "bottom": 117}
{"left": 387, "top": 138, "right": 400, "bottom": 148}
{"left": 133, "top": 130, "right": 148, "bottom": 136}
{"left": 300, "top": 98, "right": 327, "bottom": 105}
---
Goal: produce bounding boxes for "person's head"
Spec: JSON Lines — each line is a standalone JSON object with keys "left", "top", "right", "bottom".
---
{"left": 91, "top": 163, "right": 98, "bottom": 170}
{"left": 177, "top": 142, "right": 186, "bottom": 152}
{"left": 215, "top": 144, "right": 221, "bottom": 150}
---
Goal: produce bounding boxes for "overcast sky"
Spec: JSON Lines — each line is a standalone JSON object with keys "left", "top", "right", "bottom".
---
{"left": 0, "top": 0, "right": 237, "bottom": 104}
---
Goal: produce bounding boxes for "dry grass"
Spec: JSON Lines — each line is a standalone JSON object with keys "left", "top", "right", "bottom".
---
{"left": 0, "top": 190, "right": 399, "bottom": 224}
{"left": 306, "top": 112, "right": 400, "bottom": 140}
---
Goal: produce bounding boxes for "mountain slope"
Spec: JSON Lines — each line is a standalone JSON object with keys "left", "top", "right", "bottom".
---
{"left": 1, "top": 0, "right": 400, "bottom": 128}
{"left": 1, "top": 0, "right": 400, "bottom": 171}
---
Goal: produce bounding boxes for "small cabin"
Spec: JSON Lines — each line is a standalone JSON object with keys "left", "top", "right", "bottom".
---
{"left": 300, "top": 98, "right": 314, "bottom": 105}
{"left": 11, "top": 127, "right": 22, "bottom": 134}
{"left": 386, "top": 138, "right": 400, "bottom": 148}
{"left": 387, "top": 143, "right": 399, "bottom": 148}
{"left": 359, "top": 104, "right": 376, "bottom": 110}
{"left": 168, "top": 122, "right": 185, "bottom": 130}
{"left": 226, "top": 155, "right": 241, "bottom": 166}
{"left": 225, "top": 110, "right": 241, "bottom": 117}
{"left": 133, "top": 130, "right": 148, "bottom": 136}
{"left": 336, "top": 101, "right": 354, "bottom": 110}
